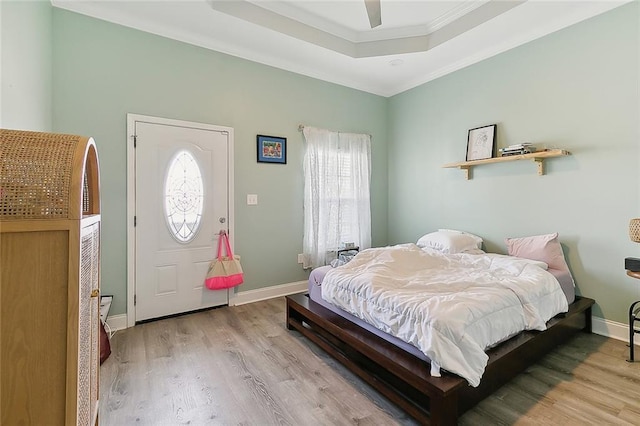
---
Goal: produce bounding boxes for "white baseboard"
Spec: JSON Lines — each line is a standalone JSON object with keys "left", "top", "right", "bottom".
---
{"left": 229, "top": 280, "right": 308, "bottom": 306}
{"left": 227, "top": 294, "right": 639, "bottom": 348}
{"left": 109, "top": 288, "right": 638, "bottom": 347}
{"left": 110, "top": 281, "right": 308, "bottom": 329}
{"left": 105, "top": 314, "right": 128, "bottom": 332}
{"left": 592, "top": 316, "right": 639, "bottom": 346}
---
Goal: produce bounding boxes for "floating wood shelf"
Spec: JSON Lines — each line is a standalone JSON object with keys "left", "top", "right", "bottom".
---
{"left": 442, "top": 149, "right": 570, "bottom": 180}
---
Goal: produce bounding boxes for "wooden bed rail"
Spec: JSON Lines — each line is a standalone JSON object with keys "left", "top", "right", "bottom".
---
{"left": 286, "top": 293, "right": 594, "bottom": 425}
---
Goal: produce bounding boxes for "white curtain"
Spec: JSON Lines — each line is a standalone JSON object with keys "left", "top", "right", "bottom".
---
{"left": 302, "top": 126, "right": 372, "bottom": 268}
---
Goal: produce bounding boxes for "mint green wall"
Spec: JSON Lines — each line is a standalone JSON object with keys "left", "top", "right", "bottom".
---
{"left": 1, "top": 0, "right": 52, "bottom": 131}
{"left": 8, "top": 3, "right": 637, "bottom": 325}
{"left": 388, "top": 3, "right": 639, "bottom": 323}
{"left": 51, "top": 9, "right": 388, "bottom": 316}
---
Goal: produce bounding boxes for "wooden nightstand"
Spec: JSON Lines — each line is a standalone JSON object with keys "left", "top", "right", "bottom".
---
{"left": 626, "top": 270, "right": 640, "bottom": 362}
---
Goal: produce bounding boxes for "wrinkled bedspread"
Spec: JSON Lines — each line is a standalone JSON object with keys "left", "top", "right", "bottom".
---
{"left": 321, "top": 244, "right": 569, "bottom": 387}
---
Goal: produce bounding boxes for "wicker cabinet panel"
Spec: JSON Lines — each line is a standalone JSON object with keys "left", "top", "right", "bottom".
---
{"left": 79, "top": 223, "right": 100, "bottom": 425}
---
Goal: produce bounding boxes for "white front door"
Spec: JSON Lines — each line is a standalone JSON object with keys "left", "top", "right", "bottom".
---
{"left": 133, "top": 117, "right": 232, "bottom": 322}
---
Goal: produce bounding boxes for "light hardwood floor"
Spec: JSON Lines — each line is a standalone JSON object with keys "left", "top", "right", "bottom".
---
{"left": 100, "top": 297, "right": 640, "bottom": 425}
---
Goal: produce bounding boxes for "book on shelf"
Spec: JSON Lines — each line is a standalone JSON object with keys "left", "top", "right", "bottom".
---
{"left": 499, "top": 143, "right": 538, "bottom": 156}
{"left": 501, "top": 150, "right": 533, "bottom": 156}
{"left": 504, "top": 143, "right": 533, "bottom": 149}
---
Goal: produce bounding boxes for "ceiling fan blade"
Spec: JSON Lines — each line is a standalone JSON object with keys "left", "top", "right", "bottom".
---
{"left": 364, "top": 0, "right": 382, "bottom": 28}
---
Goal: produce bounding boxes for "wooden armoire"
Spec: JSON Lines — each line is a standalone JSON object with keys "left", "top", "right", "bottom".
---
{"left": 0, "top": 129, "right": 101, "bottom": 425}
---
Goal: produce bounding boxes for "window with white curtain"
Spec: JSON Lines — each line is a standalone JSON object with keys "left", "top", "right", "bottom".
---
{"left": 302, "top": 126, "right": 371, "bottom": 268}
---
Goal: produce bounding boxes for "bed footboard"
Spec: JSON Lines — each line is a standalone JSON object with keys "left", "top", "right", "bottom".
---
{"left": 286, "top": 293, "right": 594, "bottom": 425}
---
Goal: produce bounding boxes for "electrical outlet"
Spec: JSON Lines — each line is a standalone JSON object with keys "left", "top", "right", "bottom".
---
{"left": 297, "top": 253, "right": 304, "bottom": 264}
{"left": 247, "top": 194, "right": 258, "bottom": 205}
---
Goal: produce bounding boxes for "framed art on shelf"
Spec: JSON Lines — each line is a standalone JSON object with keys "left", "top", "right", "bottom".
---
{"left": 257, "top": 135, "right": 287, "bottom": 164}
{"left": 466, "top": 124, "right": 496, "bottom": 161}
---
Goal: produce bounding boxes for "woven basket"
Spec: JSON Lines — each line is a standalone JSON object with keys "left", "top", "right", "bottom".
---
{"left": 0, "top": 129, "right": 89, "bottom": 220}
{"left": 630, "top": 218, "right": 640, "bottom": 243}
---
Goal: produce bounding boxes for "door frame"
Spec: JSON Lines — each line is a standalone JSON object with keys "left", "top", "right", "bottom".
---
{"left": 126, "top": 113, "right": 235, "bottom": 327}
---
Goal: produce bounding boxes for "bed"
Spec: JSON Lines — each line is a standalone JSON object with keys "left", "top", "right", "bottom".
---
{"left": 286, "top": 232, "right": 595, "bottom": 425}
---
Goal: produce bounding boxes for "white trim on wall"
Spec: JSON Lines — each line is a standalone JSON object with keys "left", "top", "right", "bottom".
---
{"left": 114, "top": 275, "right": 639, "bottom": 351}
{"left": 126, "top": 116, "right": 136, "bottom": 327}
{"left": 229, "top": 280, "right": 308, "bottom": 306}
{"left": 115, "top": 280, "right": 307, "bottom": 328}
{"left": 105, "top": 314, "right": 128, "bottom": 332}
{"left": 592, "top": 316, "right": 639, "bottom": 347}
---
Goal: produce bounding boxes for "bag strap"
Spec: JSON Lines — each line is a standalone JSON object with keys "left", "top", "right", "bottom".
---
{"left": 217, "top": 230, "right": 226, "bottom": 260}
{"left": 216, "top": 230, "right": 235, "bottom": 259}
{"left": 222, "top": 232, "right": 234, "bottom": 257}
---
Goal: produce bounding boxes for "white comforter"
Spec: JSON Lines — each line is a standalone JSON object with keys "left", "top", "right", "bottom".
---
{"left": 321, "top": 244, "right": 569, "bottom": 387}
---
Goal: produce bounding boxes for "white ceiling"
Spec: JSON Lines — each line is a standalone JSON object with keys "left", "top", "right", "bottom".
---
{"left": 51, "top": 0, "right": 629, "bottom": 97}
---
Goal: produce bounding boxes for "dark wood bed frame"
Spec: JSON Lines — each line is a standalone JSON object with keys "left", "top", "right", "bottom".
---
{"left": 286, "top": 293, "right": 594, "bottom": 425}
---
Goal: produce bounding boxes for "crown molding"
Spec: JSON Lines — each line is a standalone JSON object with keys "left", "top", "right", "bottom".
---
{"left": 208, "top": 0, "right": 524, "bottom": 58}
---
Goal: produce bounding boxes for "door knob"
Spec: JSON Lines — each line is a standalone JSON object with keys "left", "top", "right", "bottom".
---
{"left": 219, "top": 217, "right": 226, "bottom": 223}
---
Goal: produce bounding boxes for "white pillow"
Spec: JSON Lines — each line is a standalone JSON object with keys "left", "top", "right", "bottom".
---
{"left": 417, "top": 230, "right": 483, "bottom": 254}
{"left": 438, "top": 229, "right": 483, "bottom": 249}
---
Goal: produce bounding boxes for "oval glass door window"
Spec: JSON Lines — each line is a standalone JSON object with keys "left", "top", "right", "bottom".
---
{"left": 164, "top": 150, "right": 204, "bottom": 243}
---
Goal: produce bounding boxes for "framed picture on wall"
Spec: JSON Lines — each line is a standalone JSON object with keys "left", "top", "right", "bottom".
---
{"left": 257, "top": 135, "right": 287, "bottom": 164}
{"left": 466, "top": 124, "right": 496, "bottom": 161}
